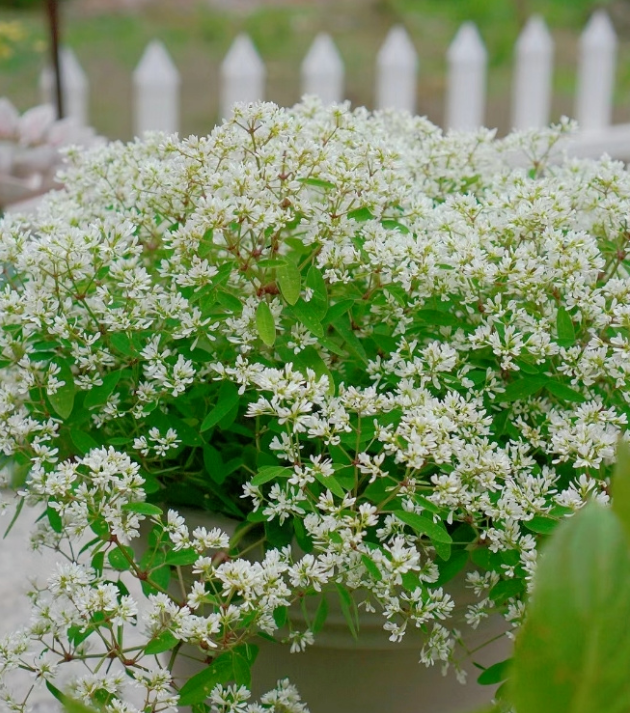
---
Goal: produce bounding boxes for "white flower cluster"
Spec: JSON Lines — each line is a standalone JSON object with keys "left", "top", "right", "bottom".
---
{"left": 1, "top": 98, "right": 629, "bottom": 711}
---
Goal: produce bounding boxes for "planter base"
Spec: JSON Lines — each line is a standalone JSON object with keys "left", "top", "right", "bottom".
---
{"left": 249, "top": 627, "right": 509, "bottom": 713}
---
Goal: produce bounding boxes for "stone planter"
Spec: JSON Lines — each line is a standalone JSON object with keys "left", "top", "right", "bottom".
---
{"left": 147, "top": 509, "right": 510, "bottom": 713}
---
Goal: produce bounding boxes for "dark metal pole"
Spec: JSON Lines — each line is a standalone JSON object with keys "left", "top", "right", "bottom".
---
{"left": 45, "top": 0, "right": 64, "bottom": 119}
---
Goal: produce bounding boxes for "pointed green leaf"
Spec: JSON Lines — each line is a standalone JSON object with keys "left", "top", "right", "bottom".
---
{"left": 290, "top": 300, "right": 324, "bottom": 337}
{"left": 178, "top": 654, "right": 235, "bottom": 705}
{"left": 501, "top": 375, "right": 548, "bottom": 402}
{"left": 277, "top": 263, "right": 301, "bottom": 305}
{"left": 361, "top": 554, "right": 383, "bottom": 582}
{"left": 523, "top": 516, "right": 560, "bottom": 535}
{"left": 305, "top": 266, "right": 328, "bottom": 320}
{"left": 200, "top": 381, "right": 239, "bottom": 432}
{"left": 312, "top": 595, "right": 329, "bottom": 634}
{"left": 108, "top": 546, "right": 134, "bottom": 571}
{"left": 145, "top": 630, "right": 179, "bottom": 655}
{"left": 331, "top": 316, "right": 367, "bottom": 364}
{"left": 510, "top": 503, "right": 630, "bottom": 713}
{"left": 477, "top": 658, "right": 512, "bottom": 686}
{"left": 256, "top": 301, "right": 276, "bottom": 347}
{"left": 70, "top": 429, "right": 99, "bottom": 455}
{"left": 121, "top": 502, "right": 163, "bottom": 516}
{"left": 556, "top": 307, "right": 576, "bottom": 346}
{"left": 545, "top": 380, "right": 586, "bottom": 403}
{"left": 251, "top": 466, "right": 293, "bottom": 486}
{"left": 48, "top": 359, "right": 75, "bottom": 419}
{"left": 335, "top": 583, "right": 358, "bottom": 640}
{"left": 84, "top": 370, "right": 123, "bottom": 409}
{"left": 395, "top": 511, "right": 453, "bottom": 545}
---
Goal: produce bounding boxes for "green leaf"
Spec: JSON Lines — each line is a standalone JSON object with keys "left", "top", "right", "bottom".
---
{"left": 523, "top": 516, "right": 560, "bottom": 535}
{"left": 47, "top": 506, "right": 62, "bottom": 533}
{"left": 556, "top": 307, "right": 576, "bottom": 346}
{"left": 335, "top": 583, "right": 358, "bottom": 640}
{"left": 434, "top": 549, "right": 468, "bottom": 587}
{"left": 165, "top": 548, "right": 200, "bottom": 566}
{"left": 109, "top": 332, "right": 135, "bottom": 356}
{"left": 91, "top": 551, "right": 105, "bottom": 576}
{"left": 500, "top": 375, "right": 548, "bottom": 402}
{"left": 545, "top": 380, "right": 586, "bottom": 403}
{"left": 108, "top": 546, "right": 134, "bottom": 571}
{"left": 273, "top": 605, "right": 288, "bottom": 628}
{"left": 178, "top": 654, "right": 235, "bottom": 706}
{"left": 251, "top": 466, "right": 293, "bottom": 486}
{"left": 293, "top": 346, "right": 335, "bottom": 394}
{"left": 200, "top": 381, "right": 239, "bottom": 432}
{"left": 48, "top": 359, "right": 75, "bottom": 419}
{"left": 322, "top": 299, "right": 355, "bottom": 324}
{"left": 306, "top": 266, "right": 328, "bottom": 319}
{"left": 84, "top": 371, "right": 123, "bottom": 409}
{"left": 477, "top": 658, "right": 512, "bottom": 686}
{"left": 290, "top": 300, "right": 324, "bottom": 337}
{"left": 347, "top": 206, "right": 374, "bottom": 222}
{"left": 331, "top": 315, "right": 368, "bottom": 364}
{"left": 232, "top": 650, "right": 252, "bottom": 688}
{"left": 277, "top": 263, "right": 301, "bottom": 305}
{"left": 216, "top": 290, "right": 242, "bottom": 313}
{"left": 121, "top": 502, "right": 163, "bottom": 516}
{"left": 62, "top": 697, "right": 103, "bottom": 713}
{"left": 510, "top": 503, "right": 630, "bottom": 713}
{"left": 70, "top": 429, "right": 99, "bottom": 455}
{"left": 361, "top": 553, "right": 382, "bottom": 582}
{"left": 489, "top": 578, "right": 525, "bottom": 605}
{"left": 3, "top": 497, "right": 24, "bottom": 539}
{"left": 298, "top": 177, "right": 335, "bottom": 190}
{"left": 312, "top": 595, "right": 329, "bottom": 634}
{"left": 395, "top": 511, "right": 453, "bottom": 544}
{"left": 145, "top": 630, "right": 179, "bottom": 655}
{"left": 612, "top": 439, "right": 630, "bottom": 544}
{"left": 256, "top": 301, "right": 276, "bottom": 347}
{"left": 313, "top": 471, "right": 346, "bottom": 499}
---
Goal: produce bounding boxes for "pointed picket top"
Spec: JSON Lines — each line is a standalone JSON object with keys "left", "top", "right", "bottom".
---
{"left": 301, "top": 33, "right": 344, "bottom": 105}
{"left": 220, "top": 34, "right": 266, "bottom": 118}
{"left": 133, "top": 41, "right": 179, "bottom": 136}
{"left": 40, "top": 47, "right": 89, "bottom": 125}
{"left": 134, "top": 40, "right": 180, "bottom": 87}
{"left": 377, "top": 25, "right": 418, "bottom": 69}
{"left": 576, "top": 11, "right": 617, "bottom": 131}
{"left": 222, "top": 33, "right": 265, "bottom": 79}
{"left": 446, "top": 22, "right": 487, "bottom": 129}
{"left": 512, "top": 16, "right": 554, "bottom": 129}
{"left": 516, "top": 15, "right": 553, "bottom": 56}
{"left": 447, "top": 21, "right": 486, "bottom": 65}
{"left": 375, "top": 25, "right": 418, "bottom": 113}
{"left": 580, "top": 9, "right": 617, "bottom": 50}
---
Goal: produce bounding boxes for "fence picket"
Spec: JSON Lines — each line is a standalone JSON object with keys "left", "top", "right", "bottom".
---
{"left": 375, "top": 26, "right": 418, "bottom": 113}
{"left": 220, "top": 34, "right": 266, "bottom": 120}
{"left": 40, "top": 47, "right": 88, "bottom": 125}
{"left": 301, "top": 33, "right": 344, "bottom": 105}
{"left": 133, "top": 41, "right": 180, "bottom": 136}
{"left": 576, "top": 11, "right": 617, "bottom": 132}
{"left": 446, "top": 22, "right": 487, "bottom": 130}
{"left": 512, "top": 16, "right": 553, "bottom": 129}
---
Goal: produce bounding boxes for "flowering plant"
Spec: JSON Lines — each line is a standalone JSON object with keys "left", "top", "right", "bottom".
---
{"left": 0, "top": 98, "right": 628, "bottom": 713}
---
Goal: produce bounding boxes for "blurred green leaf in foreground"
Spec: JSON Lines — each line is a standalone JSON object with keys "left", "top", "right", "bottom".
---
{"left": 489, "top": 440, "right": 630, "bottom": 713}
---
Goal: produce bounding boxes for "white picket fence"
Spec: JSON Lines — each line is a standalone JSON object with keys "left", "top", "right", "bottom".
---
{"left": 40, "top": 11, "right": 630, "bottom": 160}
